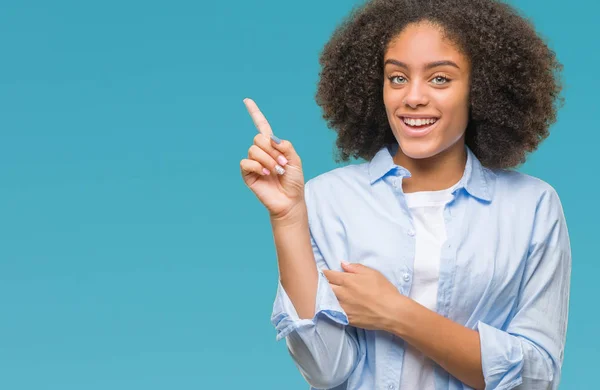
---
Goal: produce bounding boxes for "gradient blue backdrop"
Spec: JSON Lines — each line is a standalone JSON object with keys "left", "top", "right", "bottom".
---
{"left": 0, "top": 1, "right": 596, "bottom": 389}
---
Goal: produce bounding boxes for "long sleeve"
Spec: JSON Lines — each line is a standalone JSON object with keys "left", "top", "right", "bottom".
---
{"left": 476, "top": 187, "right": 572, "bottom": 390}
{"left": 270, "top": 181, "right": 360, "bottom": 389}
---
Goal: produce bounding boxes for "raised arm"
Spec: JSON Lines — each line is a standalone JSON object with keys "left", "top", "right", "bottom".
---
{"left": 241, "top": 98, "right": 359, "bottom": 388}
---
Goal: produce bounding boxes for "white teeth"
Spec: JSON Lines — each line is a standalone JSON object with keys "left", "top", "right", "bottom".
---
{"left": 403, "top": 117, "right": 437, "bottom": 126}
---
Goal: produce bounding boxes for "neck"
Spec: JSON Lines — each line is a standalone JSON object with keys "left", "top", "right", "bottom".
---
{"left": 394, "top": 139, "right": 467, "bottom": 193}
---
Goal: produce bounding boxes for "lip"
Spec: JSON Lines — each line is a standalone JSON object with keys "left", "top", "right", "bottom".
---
{"left": 398, "top": 117, "right": 439, "bottom": 138}
{"left": 400, "top": 114, "right": 440, "bottom": 119}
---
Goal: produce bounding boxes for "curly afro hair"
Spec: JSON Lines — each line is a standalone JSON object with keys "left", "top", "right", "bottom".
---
{"left": 315, "top": 0, "right": 564, "bottom": 169}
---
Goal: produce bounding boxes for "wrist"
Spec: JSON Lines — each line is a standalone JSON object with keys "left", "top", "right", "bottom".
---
{"left": 382, "top": 292, "right": 411, "bottom": 336}
{"left": 270, "top": 201, "right": 308, "bottom": 227}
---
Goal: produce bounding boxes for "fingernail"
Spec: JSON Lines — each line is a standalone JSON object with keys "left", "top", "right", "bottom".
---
{"left": 341, "top": 261, "right": 350, "bottom": 267}
{"left": 262, "top": 168, "right": 270, "bottom": 175}
{"left": 274, "top": 165, "right": 285, "bottom": 175}
{"left": 277, "top": 155, "right": 288, "bottom": 166}
{"left": 270, "top": 134, "right": 282, "bottom": 144}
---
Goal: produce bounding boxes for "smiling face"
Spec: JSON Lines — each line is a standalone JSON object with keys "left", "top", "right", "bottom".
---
{"left": 383, "top": 21, "right": 471, "bottom": 162}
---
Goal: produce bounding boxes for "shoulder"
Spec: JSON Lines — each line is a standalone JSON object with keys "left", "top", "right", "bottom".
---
{"left": 493, "top": 168, "right": 569, "bottom": 248}
{"left": 492, "top": 168, "right": 563, "bottom": 205}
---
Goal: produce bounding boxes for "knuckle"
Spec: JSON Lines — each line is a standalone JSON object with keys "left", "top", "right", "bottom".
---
{"left": 254, "top": 133, "right": 271, "bottom": 148}
{"left": 240, "top": 161, "right": 250, "bottom": 174}
{"left": 256, "top": 118, "right": 268, "bottom": 127}
{"left": 280, "top": 140, "right": 296, "bottom": 156}
{"left": 253, "top": 133, "right": 264, "bottom": 144}
{"left": 248, "top": 144, "right": 259, "bottom": 158}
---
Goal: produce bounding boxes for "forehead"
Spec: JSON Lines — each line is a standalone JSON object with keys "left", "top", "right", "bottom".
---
{"left": 384, "top": 22, "right": 468, "bottom": 65}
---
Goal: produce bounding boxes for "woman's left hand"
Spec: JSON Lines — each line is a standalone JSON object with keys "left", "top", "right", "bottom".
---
{"left": 323, "top": 262, "right": 407, "bottom": 331}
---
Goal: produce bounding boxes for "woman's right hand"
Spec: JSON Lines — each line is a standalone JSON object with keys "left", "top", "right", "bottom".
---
{"left": 240, "top": 98, "right": 306, "bottom": 220}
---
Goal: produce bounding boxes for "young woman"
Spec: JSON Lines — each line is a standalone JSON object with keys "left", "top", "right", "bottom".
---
{"left": 240, "top": 0, "right": 570, "bottom": 389}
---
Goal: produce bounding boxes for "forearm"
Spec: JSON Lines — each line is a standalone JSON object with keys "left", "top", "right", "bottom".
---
{"left": 386, "top": 297, "right": 485, "bottom": 390}
{"left": 285, "top": 315, "right": 359, "bottom": 388}
{"left": 271, "top": 204, "right": 318, "bottom": 320}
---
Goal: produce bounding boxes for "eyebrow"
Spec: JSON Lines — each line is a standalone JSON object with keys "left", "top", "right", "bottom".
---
{"left": 384, "top": 59, "right": 460, "bottom": 70}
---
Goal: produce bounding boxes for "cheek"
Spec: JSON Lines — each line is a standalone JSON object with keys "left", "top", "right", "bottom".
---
{"left": 435, "top": 90, "right": 470, "bottom": 128}
{"left": 383, "top": 85, "right": 402, "bottom": 108}
{"left": 454, "top": 95, "right": 470, "bottom": 126}
{"left": 384, "top": 93, "right": 410, "bottom": 131}
{"left": 382, "top": 87, "right": 392, "bottom": 110}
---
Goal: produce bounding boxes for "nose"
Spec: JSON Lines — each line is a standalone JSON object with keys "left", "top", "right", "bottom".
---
{"left": 403, "top": 80, "right": 429, "bottom": 108}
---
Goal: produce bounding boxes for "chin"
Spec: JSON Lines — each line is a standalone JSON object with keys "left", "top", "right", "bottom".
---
{"left": 395, "top": 130, "right": 466, "bottom": 162}
{"left": 396, "top": 138, "right": 444, "bottom": 160}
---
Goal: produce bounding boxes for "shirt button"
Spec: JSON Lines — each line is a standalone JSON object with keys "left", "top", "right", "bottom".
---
{"left": 403, "top": 273, "right": 410, "bottom": 282}
{"left": 389, "top": 385, "right": 395, "bottom": 390}
{"left": 407, "top": 229, "right": 415, "bottom": 236}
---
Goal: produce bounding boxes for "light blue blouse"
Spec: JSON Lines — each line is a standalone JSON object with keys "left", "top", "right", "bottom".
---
{"left": 271, "top": 143, "right": 571, "bottom": 390}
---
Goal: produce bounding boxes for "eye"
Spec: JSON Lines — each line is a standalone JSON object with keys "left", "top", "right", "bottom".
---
{"left": 431, "top": 75, "right": 451, "bottom": 85}
{"left": 388, "top": 75, "right": 407, "bottom": 85}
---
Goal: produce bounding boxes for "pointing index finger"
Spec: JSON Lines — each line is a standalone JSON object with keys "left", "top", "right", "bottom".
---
{"left": 243, "top": 98, "right": 273, "bottom": 136}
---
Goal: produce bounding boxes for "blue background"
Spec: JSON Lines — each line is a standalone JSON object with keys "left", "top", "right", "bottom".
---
{"left": 0, "top": 1, "right": 596, "bottom": 388}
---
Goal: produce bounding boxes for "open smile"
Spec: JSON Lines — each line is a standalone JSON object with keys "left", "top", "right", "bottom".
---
{"left": 399, "top": 116, "right": 439, "bottom": 138}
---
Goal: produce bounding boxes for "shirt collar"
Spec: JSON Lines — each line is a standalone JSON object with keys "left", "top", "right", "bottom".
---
{"left": 367, "top": 143, "right": 496, "bottom": 202}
